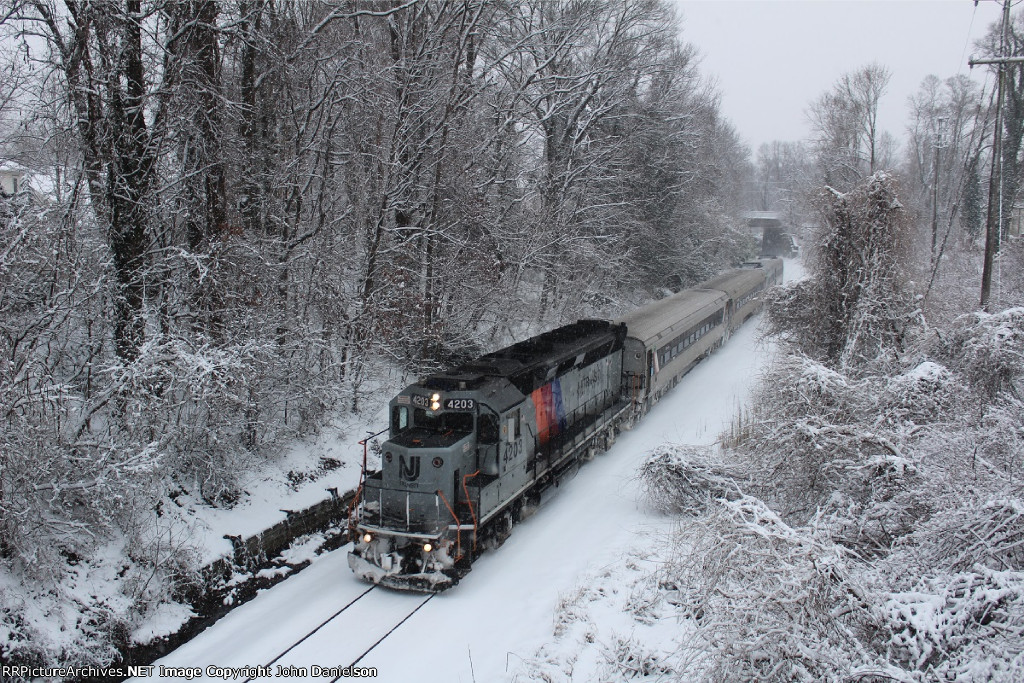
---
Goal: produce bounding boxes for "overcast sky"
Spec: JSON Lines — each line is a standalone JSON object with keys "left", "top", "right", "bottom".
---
{"left": 676, "top": 0, "right": 1003, "bottom": 155}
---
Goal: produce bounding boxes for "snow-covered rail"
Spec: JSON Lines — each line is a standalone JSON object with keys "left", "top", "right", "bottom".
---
{"left": 253, "top": 588, "right": 433, "bottom": 679}
{"left": 238, "top": 585, "right": 375, "bottom": 682}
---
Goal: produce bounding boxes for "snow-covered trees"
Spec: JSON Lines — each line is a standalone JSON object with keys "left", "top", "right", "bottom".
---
{"left": 753, "top": 140, "right": 812, "bottom": 217}
{"left": 904, "top": 75, "right": 986, "bottom": 255}
{"left": 809, "top": 63, "right": 895, "bottom": 189}
{"left": 638, "top": 444, "right": 744, "bottom": 515}
{"left": 1, "top": 0, "right": 754, "bottom": 669}
{"left": 662, "top": 496, "right": 885, "bottom": 681}
{"left": 766, "top": 172, "right": 916, "bottom": 369}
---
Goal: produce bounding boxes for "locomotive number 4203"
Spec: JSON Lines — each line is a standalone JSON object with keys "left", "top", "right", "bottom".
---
{"left": 443, "top": 398, "right": 476, "bottom": 411}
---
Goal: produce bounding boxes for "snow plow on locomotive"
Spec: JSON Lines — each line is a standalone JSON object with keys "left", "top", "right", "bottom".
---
{"left": 348, "top": 259, "right": 783, "bottom": 591}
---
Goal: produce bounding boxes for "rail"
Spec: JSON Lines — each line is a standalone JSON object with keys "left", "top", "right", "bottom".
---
{"left": 240, "top": 586, "right": 376, "bottom": 683}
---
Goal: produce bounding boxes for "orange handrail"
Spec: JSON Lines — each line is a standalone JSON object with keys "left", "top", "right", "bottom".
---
{"left": 349, "top": 427, "right": 388, "bottom": 536}
{"left": 462, "top": 470, "right": 481, "bottom": 551}
{"left": 436, "top": 489, "right": 462, "bottom": 560}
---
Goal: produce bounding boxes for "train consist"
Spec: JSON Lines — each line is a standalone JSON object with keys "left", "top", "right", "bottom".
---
{"left": 348, "top": 259, "right": 783, "bottom": 591}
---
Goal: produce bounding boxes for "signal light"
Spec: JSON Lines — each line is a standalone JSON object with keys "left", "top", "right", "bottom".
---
{"left": 423, "top": 542, "right": 433, "bottom": 553}
{"left": 362, "top": 533, "right": 373, "bottom": 544}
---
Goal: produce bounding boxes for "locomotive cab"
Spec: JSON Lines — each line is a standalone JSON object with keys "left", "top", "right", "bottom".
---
{"left": 349, "top": 385, "right": 502, "bottom": 591}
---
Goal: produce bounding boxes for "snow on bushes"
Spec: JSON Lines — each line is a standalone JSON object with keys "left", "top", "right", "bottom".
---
{"left": 883, "top": 568, "right": 1024, "bottom": 680}
{"left": 0, "top": 537, "right": 196, "bottom": 669}
{"left": 658, "top": 496, "right": 888, "bottom": 682}
{"left": 941, "top": 307, "right": 1024, "bottom": 398}
{"left": 111, "top": 334, "right": 264, "bottom": 505}
{"left": 638, "top": 444, "right": 745, "bottom": 514}
{"left": 724, "top": 302, "right": 1024, "bottom": 678}
{"left": 521, "top": 484, "right": 1024, "bottom": 680}
{"left": 0, "top": 332, "right": 259, "bottom": 669}
{"left": 740, "top": 352, "right": 926, "bottom": 533}
{"left": 896, "top": 499, "right": 1024, "bottom": 577}
{"left": 880, "top": 360, "right": 962, "bottom": 426}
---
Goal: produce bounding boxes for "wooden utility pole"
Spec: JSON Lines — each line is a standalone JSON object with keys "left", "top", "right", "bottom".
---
{"left": 973, "top": 0, "right": 1016, "bottom": 311}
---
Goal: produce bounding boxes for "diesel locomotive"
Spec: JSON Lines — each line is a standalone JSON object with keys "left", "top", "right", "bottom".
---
{"left": 348, "top": 259, "right": 783, "bottom": 591}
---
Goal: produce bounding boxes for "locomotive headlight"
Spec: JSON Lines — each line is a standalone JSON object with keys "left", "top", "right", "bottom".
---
{"left": 430, "top": 393, "right": 441, "bottom": 411}
{"left": 362, "top": 533, "right": 373, "bottom": 544}
{"left": 423, "top": 542, "right": 433, "bottom": 553}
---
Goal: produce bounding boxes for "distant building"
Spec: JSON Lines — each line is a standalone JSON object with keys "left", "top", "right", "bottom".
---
{"left": 0, "top": 162, "right": 51, "bottom": 204}
{"left": 0, "top": 162, "right": 27, "bottom": 196}
{"left": 744, "top": 211, "right": 798, "bottom": 258}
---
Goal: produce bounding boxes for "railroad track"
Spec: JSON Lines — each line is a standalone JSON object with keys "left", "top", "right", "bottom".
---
{"left": 241, "top": 584, "right": 433, "bottom": 681}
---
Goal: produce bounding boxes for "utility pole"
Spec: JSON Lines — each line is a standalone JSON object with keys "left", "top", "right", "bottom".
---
{"left": 973, "top": 0, "right": 1014, "bottom": 311}
{"left": 931, "top": 117, "right": 945, "bottom": 268}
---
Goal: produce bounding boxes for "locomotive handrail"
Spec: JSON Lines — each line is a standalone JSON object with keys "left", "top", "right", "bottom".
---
{"left": 436, "top": 489, "right": 463, "bottom": 560}
{"left": 461, "top": 470, "right": 481, "bottom": 551}
{"left": 348, "top": 426, "right": 390, "bottom": 535}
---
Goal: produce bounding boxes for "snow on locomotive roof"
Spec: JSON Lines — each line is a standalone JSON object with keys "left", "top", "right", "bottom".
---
{"left": 615, "top": 288, "right": 728, "bottom": 347}
{"left": 421, "top": 319, "right": 625, "bottom": 395}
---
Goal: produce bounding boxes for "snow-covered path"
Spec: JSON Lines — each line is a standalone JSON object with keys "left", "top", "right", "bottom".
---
{"left": 141, "top": 269, "right": 789, "bottom": 683}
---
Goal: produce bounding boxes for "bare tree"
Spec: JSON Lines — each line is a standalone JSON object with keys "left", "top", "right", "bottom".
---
{"left": 30, "top": 1, "right": 171, "bottom": 362}
{"left": 809, "top": 63, "right": 892, "bottom": 188}
{"left": 905, "top": 74, "right": 987, "bottom": 260}
{"left": 753, "top": 140, "right": 813, "bottom": 230}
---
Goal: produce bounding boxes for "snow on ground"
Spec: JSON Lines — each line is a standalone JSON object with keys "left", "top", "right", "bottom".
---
{"left": 139, "top": 260, "right": 802, "bottom": 683}
{"left": 171, "top": 377, "right": 400, "bottom": 566}
{"left": 124, "top": 373, "right": 402, "bottom": 644}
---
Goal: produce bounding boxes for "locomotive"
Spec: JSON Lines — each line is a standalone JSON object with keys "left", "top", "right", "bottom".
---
{"left": 348, "top": 259, "right": 783, "bottom": 591}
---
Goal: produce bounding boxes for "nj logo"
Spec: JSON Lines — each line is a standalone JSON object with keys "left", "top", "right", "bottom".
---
{"left": 399, "top": 455, "right": 421, "bottom": 482}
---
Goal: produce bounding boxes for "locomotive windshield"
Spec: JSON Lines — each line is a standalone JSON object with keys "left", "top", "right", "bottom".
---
{"left": 414, "top": 408, "right": 473, "bottom": 434}
{"left": 390, "top": 405, "right": 475, "bottom": 448}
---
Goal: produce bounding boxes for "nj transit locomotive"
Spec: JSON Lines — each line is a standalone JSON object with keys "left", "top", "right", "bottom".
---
{"left": 348, "top": 259, "right": 783, "bottom": 591}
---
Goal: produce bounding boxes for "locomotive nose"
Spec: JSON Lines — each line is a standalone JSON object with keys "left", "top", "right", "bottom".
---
{"left": 383, "top": 440, "right": 464, "bottom": 491}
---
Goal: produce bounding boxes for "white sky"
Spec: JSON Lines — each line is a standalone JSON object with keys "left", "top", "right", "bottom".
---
{"left": 676, "top": 0, "right": 1004, "bottom": 155}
